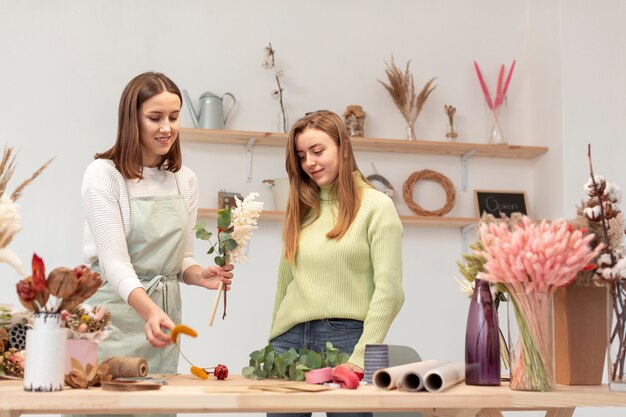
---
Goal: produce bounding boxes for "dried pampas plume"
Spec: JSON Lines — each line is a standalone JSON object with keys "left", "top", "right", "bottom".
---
{"left": 378, "top": 56, "right": 437, "bottom": 140}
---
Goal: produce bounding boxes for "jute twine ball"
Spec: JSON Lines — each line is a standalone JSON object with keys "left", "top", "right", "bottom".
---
{"left": 402, "top": 169, "right": 456, "bottom": 216}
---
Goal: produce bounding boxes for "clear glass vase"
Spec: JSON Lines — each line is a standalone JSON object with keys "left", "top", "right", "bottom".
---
{"left": 406, "top": 121, "right": 417, "bottom": 141}
{"left": 278, "top": 109, "right": 289, "bottom": 134}
{"left": 607, "top": 281, "right": 626, "bottom": 391}
{"left": 509, "top": 291, "right": 554, "bottom": 391}
{"left": 485, "top": 100, "right": 507, "bottom": 145}
{"left": 465, "top": 279, "right": 501, "bottom": 386}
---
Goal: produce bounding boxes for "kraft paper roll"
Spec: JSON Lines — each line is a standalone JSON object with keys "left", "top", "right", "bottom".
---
{"left": 398, "top": 360, "right": 447, "bottom": 392}
{"left": 373, "top": 360, "right": 439, "bottom": 391}
{"left": 423, "top": 361, "right": 465, "bottom": 393}
{"left": 102, "top": 357, "right": 149, "bottom": 378}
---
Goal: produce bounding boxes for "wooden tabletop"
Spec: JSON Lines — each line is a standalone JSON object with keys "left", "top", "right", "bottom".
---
{"left": 1, "top": 375, "right": 626, "bottom": 417}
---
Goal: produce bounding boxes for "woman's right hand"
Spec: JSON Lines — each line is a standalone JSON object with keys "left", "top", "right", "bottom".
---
{"left": 128, "top": 287, "right": 175, "bottom": 348}
{"left": 144, "top": 308, "right": 175, "bottom": 348}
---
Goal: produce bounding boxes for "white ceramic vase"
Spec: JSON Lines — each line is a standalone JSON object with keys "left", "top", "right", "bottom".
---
{"left": 23, "top": 312, "right": 66, "bottom": 391}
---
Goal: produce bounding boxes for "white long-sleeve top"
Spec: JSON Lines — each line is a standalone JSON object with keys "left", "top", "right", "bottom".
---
{"left": 81, "top": 159, "right": 199, "bottom": 303}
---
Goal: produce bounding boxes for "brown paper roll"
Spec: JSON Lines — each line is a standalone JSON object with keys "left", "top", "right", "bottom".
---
{"left": 102, "top": 357, "right": 148, "bottom": 378}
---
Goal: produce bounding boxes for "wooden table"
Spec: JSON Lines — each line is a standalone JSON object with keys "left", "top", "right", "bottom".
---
{"left": 2, "top": 375, "right": 626, "bottom": 417}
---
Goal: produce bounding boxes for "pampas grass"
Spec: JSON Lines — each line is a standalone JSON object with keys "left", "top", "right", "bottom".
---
{"left": 378, "top": 56, "right": 437, "bottom": 140}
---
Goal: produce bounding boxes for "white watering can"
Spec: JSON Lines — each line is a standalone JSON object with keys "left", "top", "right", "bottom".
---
{"left": 182, "top": 90, "right": 236, "bottom": 129}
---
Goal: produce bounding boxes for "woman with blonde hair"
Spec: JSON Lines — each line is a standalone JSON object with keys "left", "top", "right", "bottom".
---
{"left": 269, "top": 110, "right": 404, "bottom": 417}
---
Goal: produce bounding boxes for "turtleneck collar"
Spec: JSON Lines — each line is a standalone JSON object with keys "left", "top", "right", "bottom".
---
{"left": 319, "top": 171, "right": 365, "bottom": 201}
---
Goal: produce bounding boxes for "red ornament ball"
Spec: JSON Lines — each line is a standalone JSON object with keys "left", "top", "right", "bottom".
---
{"left": 213, "top": 364, "right": 228, "bottom": 380}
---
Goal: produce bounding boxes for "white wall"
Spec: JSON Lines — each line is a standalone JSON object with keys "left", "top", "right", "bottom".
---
{"left": 0, "top": 1, "right": 623, "bottom": 417}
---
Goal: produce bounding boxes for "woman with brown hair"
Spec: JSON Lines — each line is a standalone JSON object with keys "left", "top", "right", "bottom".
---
{"left": 269, "top": 110, "right": 404, "bottom": 417}
{"left": 81, "top": 72, "right": 233, "bottom": 376}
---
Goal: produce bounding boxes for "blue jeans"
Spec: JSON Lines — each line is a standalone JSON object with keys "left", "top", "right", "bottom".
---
{"left": 268, "top": 319, "right": 372, "bottom": 417}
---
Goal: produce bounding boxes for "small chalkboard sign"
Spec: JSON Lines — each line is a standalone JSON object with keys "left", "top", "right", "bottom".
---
{"left": 474, "top": 190, "right": 528, "bottom": 217}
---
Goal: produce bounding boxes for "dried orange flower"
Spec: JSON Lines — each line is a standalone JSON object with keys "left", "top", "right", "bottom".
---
{"left": 171, "top": 324, "right": 198, "bottom": 344}
{"left": 191, "top": 366, "right": 209, "bottom": 380}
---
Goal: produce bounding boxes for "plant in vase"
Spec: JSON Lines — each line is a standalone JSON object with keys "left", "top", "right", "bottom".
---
{"left": 15, "top": 255, "right": 103, "bottom": 391}
{"left": 574, "top": 146, "right": 626, "bottom": 390}
{"left": 473, "top": 60, "right": 516, "bottom": 145}
{"left": 262, "top": 42, "right": 288, "bottom": 133}
{"left": 477, "top": 216, "right": 601, "bottom": 391}
{"left": 61, "top": 304, "right": 111, "bottom": 374}
{"left": 378, "top": 56, "right": 437, "bottom": 141}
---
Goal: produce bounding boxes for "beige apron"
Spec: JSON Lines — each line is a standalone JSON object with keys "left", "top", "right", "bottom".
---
{"left": 75, "top": 174, "right": 186, "bottom": 417}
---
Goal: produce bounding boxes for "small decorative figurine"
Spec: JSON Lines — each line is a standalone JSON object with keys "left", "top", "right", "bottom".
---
{"left": 343, "top": 105, "right": 367, "bottom": 137}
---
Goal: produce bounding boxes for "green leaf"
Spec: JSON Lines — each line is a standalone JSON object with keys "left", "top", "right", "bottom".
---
{"left": 274, "top": 356, "right": 287, "bottom": 378}
{"left": 217, "top": 232, "right": 230, "bottom": 243}
{"left": 217, "top": 209, "right": 232, "bottom": 229}
{"left": 250, "top": 349, "right": 264, "bottom": 364}
{"left": 337, "top": 352, "right": 349, "bottom": 364}
{"left": 207, "top": 247, "right": 215, "bottom": 255}
{"left": 253, "top": 368, "right": 268, "bottom": 379}
{"left": 295, "top": 364, "right": 310, "bottom": 371}
{"left": 195, "top": 228, "right": 212, "bottom": 241}
{"left": 242, "top": 366, "right": 255, "bottom": 378}
{"left": 326, "top": 350, "right": 337, "bottom": 365}
{"left": 263, "top": 351, "right": 275, "bottom": 372}
{"left": 300, "top": 351, "right": 322, "bottom": 369}
{"left": 224, "top": 239, "right": 238, "bottom": 251}
{"left": 288, "top": 362, "right": 296, "bottom": 380}
{"left": 283, "top": 348, "right": 298, "bottom": 365}
{"left": 215, "top": 256, "right": 225, "bottom": 266}
{"left": 294, "top": 369, "right": 305, "bottom": 381}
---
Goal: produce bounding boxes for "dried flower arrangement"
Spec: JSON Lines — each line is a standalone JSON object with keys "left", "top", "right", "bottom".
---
{"left": 262, "top": 43, "right": 288, "bottom": 133}
{"left": 60, "top": 304, "right": 111, "bottom": 342}
{"left": 473, "top": 60, "right": 516, "bottom": 144}
{"left": 171, "top": 324, "right": 228, "bottom": 380}
{"left": 378, "top": 56, "right": 437, "bottom": 141}
{"left": 577, "top": 145, "right": 626, "bottom": 385}
{"left": 477, "top": 216, "right": 600, "bottom": 391}
{"left": 65, "top": 358, "right": 110, "bottom": 389}
{"left": 195, "top": 192, "right": 263, "bottom": 325}
{"left": 15, "top": 254, "right": 102, "bottom": 314}
{"left": 0, "top": 146, "right": 53, "bottom": 275}
{"left": 444, "top": 105, "right": 458, "bottom": 140}
{"left": 0, "top": 347, "right": 24, "bottom": 378}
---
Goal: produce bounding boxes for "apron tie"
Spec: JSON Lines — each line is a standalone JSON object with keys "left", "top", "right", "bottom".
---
{"left": 144, "top": 274, "right": 175, "bottom": 314}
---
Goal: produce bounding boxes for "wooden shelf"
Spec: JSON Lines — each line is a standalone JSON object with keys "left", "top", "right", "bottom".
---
{"left": 198, "top": 208, "right": 477, "bottom": 228}
{"left": 180, "top": 128, "right": 548, "bottom": 159}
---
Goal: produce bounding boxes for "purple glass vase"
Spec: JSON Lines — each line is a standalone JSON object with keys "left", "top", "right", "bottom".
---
{"left": 465, "top": 278, "right": 501, "bottom": 385}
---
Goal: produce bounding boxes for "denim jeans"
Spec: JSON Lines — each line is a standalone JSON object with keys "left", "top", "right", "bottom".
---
{"left": 268, "top": 319, "right": 372, "bottom": 417}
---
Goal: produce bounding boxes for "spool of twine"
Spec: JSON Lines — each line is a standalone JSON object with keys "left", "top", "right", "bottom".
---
{"left": 102, "top": 357, "right": 149, "bottom": 378}
{"left": 402, "top": 169, "right": 455, "bottom": 216}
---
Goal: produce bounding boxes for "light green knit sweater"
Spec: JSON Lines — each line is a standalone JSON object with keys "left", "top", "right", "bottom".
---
{"left": 269, "top": 174, "right": 405, "bottom": 368}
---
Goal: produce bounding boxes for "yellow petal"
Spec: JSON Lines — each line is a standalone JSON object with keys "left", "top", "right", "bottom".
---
{"left": 171, "top": 324, "right": 198, "bottom": 344}
{"left": 191, "top": 366, "right": 208, "bottom": 380}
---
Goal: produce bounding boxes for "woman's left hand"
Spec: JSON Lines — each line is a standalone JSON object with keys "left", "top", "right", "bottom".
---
{"left": 184, "top": 264, "right": 234, "bottom": 290}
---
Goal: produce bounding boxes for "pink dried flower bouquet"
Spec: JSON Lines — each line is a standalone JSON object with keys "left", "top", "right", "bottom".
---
{"left": 477, "top": 216, "right": 601, "bottom": 391}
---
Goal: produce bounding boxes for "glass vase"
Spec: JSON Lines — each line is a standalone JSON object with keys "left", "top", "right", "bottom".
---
{"left": 445, "top": 122, "right": 458, "bottom": 142}
{"left": 509, "top": 291, "right": 554, "bottom": 391}
{"left": 485, "top": 99, "right": 507, "bottom": 145}
{"left": 465, "top": 279, "right": 501, "bottom": 386}
{"left": 607, "top": 281, "right": 626, "bottom": 391}
{"left": 278, "top": 109, "right": 289, "bottom": 134}
{"left": 23, "top": 312, "right": 66, "bottom": 391}
{"left": 406, "top": 121, "right": 417, "bottom": 141}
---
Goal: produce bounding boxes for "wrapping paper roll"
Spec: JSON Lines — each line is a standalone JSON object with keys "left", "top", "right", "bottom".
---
{"left": 102, "top": 357, "right": 149, "bottom": 378}
{"left": 373, "top": 360, "right": 439, "bottom": 391}
{"left": 423, "top": 361, "right": 465, "bottom": 393}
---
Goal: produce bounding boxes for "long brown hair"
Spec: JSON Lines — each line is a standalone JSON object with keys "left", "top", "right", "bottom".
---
{"left": 95, "top": 72, "right": 183, "bottom": 179}
{"left": 283, "top": 110, "right": 364, "bottom": 263}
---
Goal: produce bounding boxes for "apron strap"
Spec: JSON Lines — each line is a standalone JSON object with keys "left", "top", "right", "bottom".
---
{"left": 144, "top": 274, "right": 176, "bottom": 314}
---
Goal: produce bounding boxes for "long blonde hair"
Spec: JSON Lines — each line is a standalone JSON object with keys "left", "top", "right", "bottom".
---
{"left": 283, "top": 110, "right": 364, "bottom": 263}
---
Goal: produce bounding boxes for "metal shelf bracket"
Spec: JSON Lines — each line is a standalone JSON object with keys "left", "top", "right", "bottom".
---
{"left": 245, "top": 137, "right": 256, "bottom": 183}
{"left": 461, "top": 150, "right": 477, "bottom": 192}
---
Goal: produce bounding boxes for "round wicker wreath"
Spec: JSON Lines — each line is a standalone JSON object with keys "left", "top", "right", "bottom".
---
{"left": 402, "top": 169, "right": 456, "bottom": 216}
